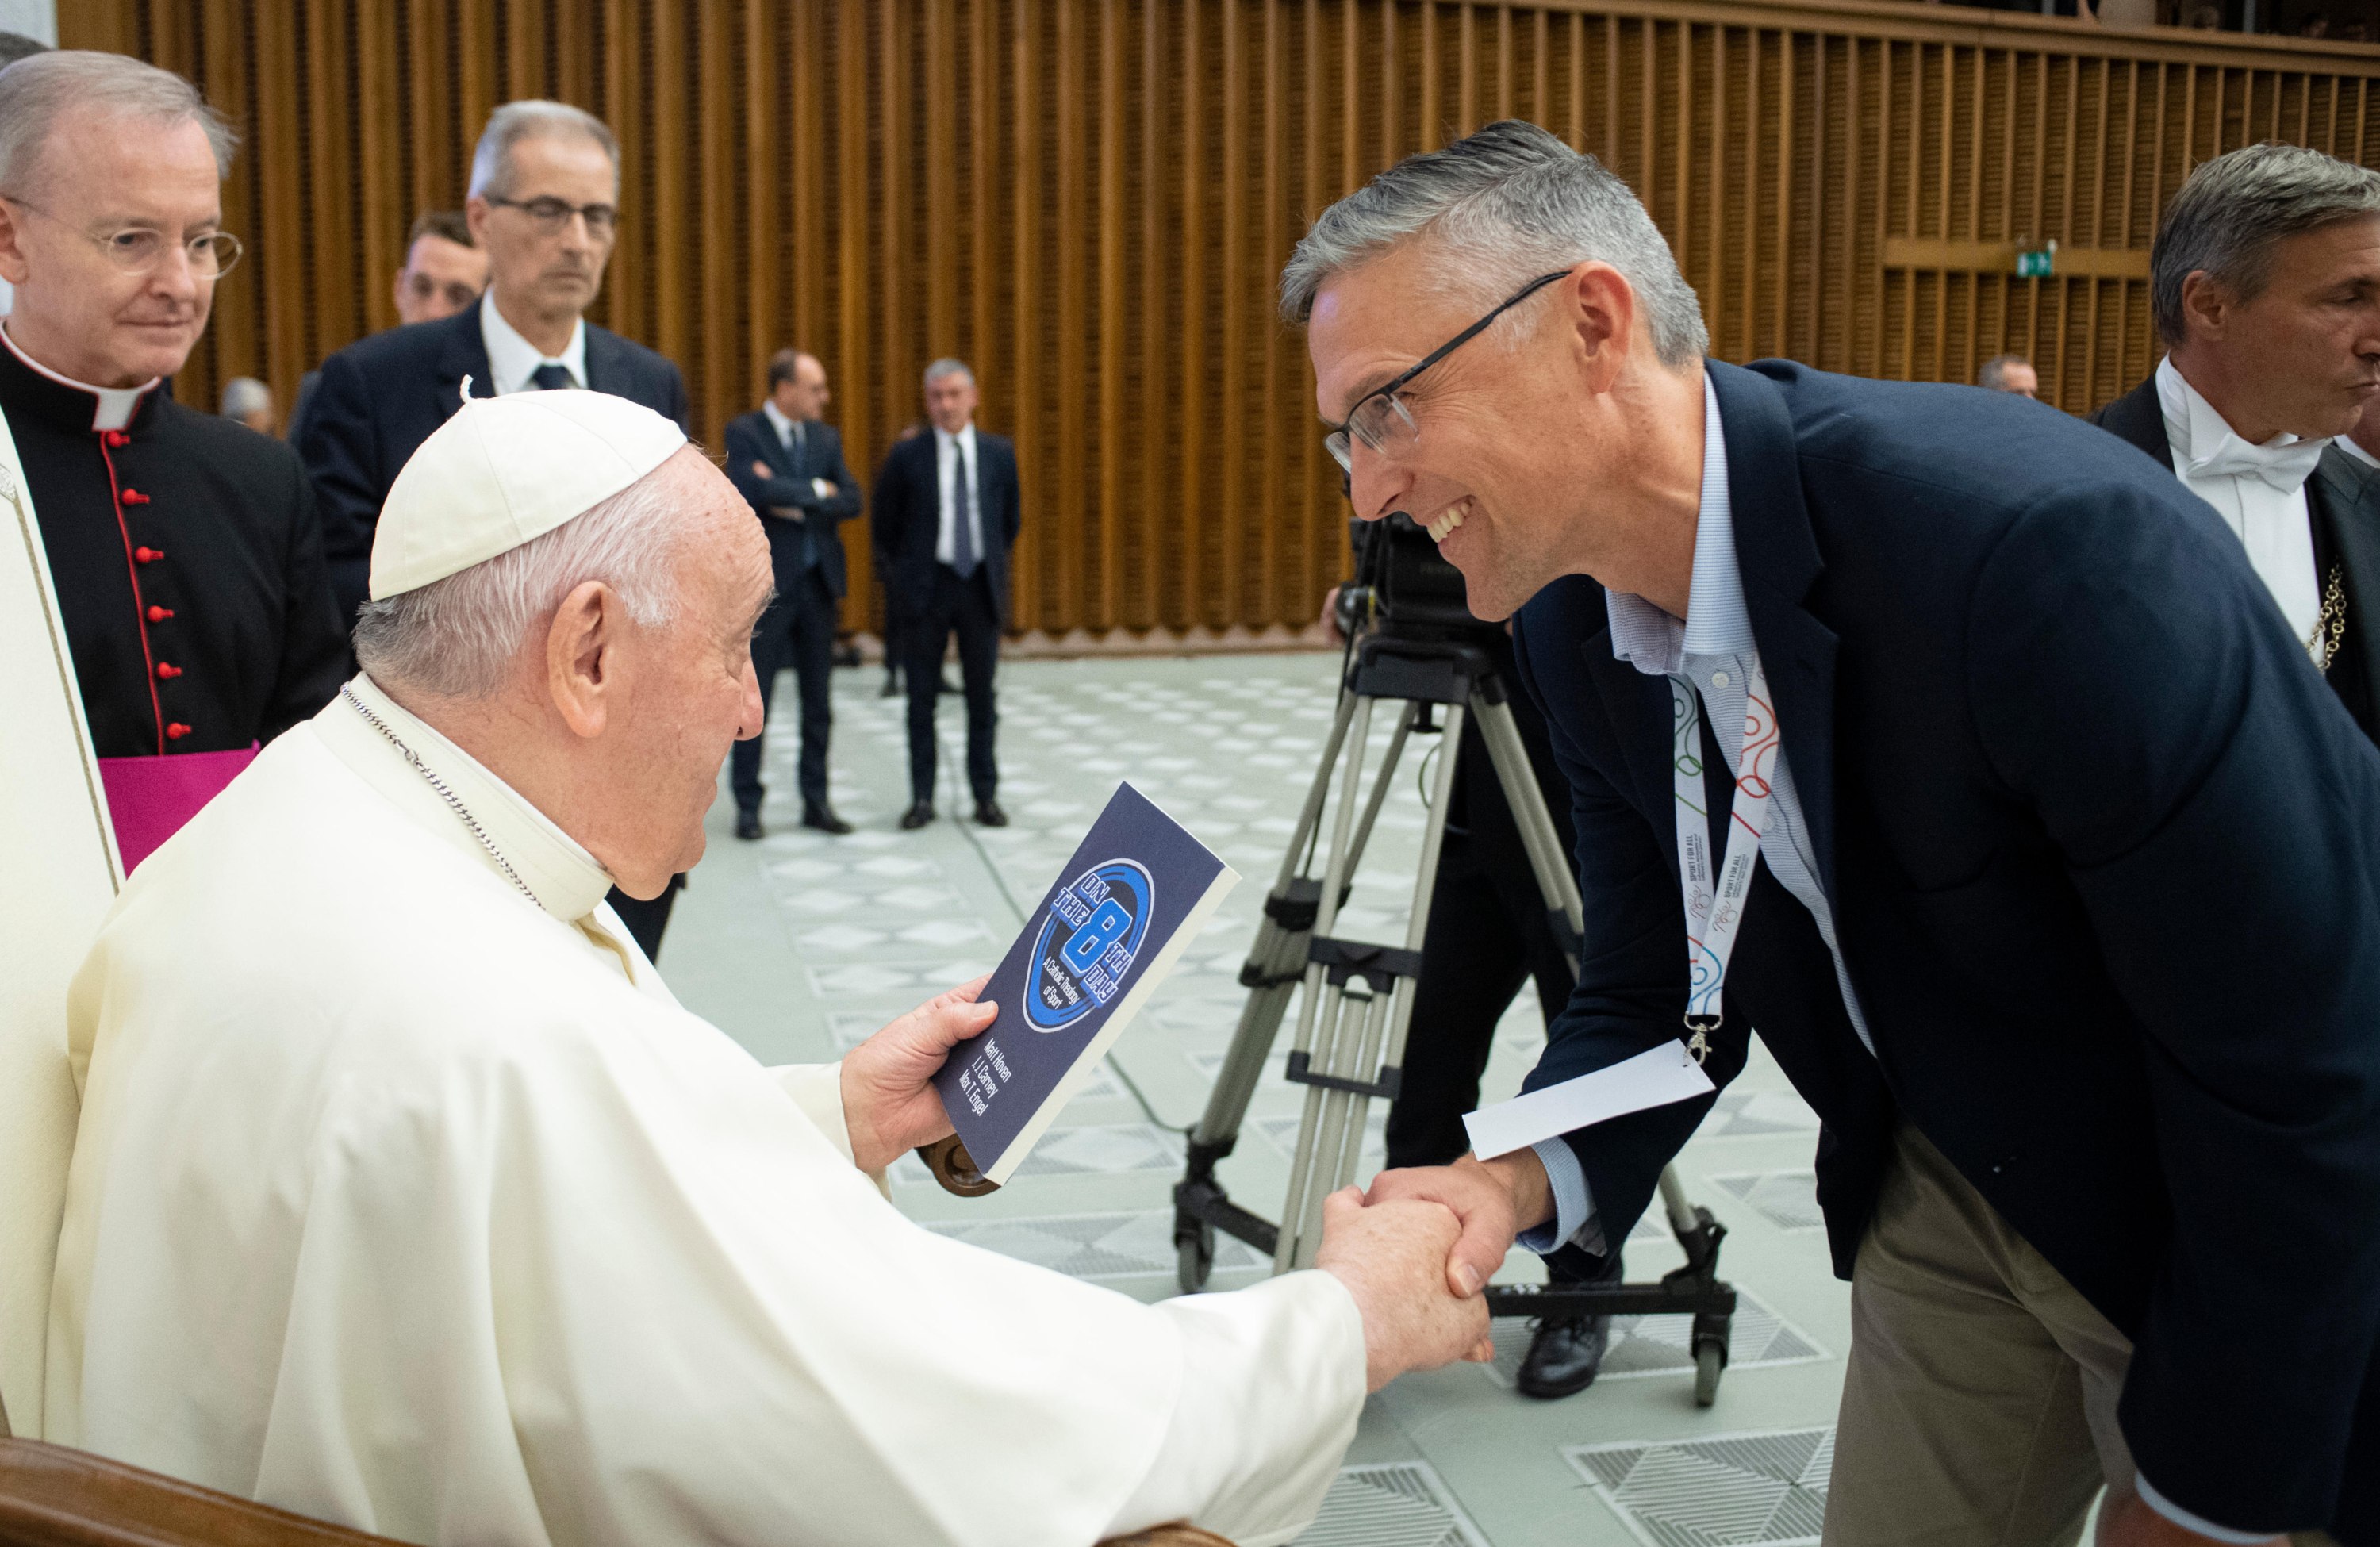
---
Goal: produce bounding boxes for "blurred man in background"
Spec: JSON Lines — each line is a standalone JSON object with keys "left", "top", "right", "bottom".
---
{"left": 1977, "top": 352, "right": 2040, "bottom": 398}
{"left": 726, "top": 348, "right": 862, "bottom": 839}
{"left": 391, "top": 208, "right": 486, "bottom": 325}
{"left": 873, "top": 359, "right": 1020, "bottom": 831}
{"left": 288, "top": 211, "right": 485, "bottom": 441}
{"left": 218, "top": 375, "right": 272, "bottom": 434}
{"left": 0, "top": 51, "right": 344, "bottom": 870}
{"left": 298, "top": 98, "right": 689, "bottom": 960}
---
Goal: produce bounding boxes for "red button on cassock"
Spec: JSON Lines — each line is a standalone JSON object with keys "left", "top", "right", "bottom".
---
{"left": 155, "top": 662, "right": 182, "bottom": 680}
{"left": 146, "top": 605, "right": 173, "bottom": 623}
{"left": 165, "top": 723, "right": 191, "bottom": 740}
{"left": 134, "top": 547, "right": 163, "bottom": 564}
{"left": 121, "top": 489, "right": 150, "bottom": 505}
{"left": 103, "top": 431, "right": 129, "bottom": 448}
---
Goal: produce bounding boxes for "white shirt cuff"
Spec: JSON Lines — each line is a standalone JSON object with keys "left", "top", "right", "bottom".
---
{"left": 2135, "top": 1472, "right": 2277, "bottom": 1544}
{"left": 1514, "top": 1138, "right": 1608, "bottom": 1257}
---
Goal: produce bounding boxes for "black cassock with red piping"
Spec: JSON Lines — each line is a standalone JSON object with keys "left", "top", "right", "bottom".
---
{"left": 0, "top": 338, "right": 346, "bottom": 759}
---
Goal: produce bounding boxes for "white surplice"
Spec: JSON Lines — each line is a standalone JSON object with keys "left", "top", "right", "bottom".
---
{"left": 46, "top": 675, "right": 1362, "bottom": 1547}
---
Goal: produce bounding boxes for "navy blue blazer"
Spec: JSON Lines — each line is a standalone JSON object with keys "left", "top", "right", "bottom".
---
{"left": 721, "top": 410, "right": 862, "bottom": 600}
{"left": 297, "top": 296, "right": 691, "bottom": 628}
{"left": 869, "top": 428, "right": 1022, "bottom": 628}
{"left": 1510, "top": 359, "right": 2380, "bottom": 1537}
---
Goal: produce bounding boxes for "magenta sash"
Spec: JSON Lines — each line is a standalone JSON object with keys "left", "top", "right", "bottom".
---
{"left": 97, "top": 747, "right": 257, "bottom": 873}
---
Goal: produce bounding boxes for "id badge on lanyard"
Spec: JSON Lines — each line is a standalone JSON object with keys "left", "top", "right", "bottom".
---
{"left": 1669, "top": 653, "right": 1779, "bottom": 1063}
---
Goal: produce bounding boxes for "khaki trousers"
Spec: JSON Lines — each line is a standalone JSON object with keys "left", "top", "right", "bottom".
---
{"left": 1823, "top": 1124, "right": 2334, "bottom": 1547}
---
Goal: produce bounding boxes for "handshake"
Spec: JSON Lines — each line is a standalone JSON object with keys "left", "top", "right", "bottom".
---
{"left": 847, "top": 980, "right": 1550, "bottom": 1393}
{"left": 1317, "top": 1152, "right": 1552, "bottom": 1390}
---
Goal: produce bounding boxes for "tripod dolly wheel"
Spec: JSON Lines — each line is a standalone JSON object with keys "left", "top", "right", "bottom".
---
{"left": 1693, "top": 1338, "right": 1725, "bottom": 1407}
{"left": 1177, "top": 1219, "right": 1215, "bottom": 1293}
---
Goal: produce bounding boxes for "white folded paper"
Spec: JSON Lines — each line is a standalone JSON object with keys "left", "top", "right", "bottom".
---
{"left": 1462, "top": 1040, "right": 1717, "bottom": 1161}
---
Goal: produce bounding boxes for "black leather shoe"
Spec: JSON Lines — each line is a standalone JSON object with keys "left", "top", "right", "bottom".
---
{"left": 734, "top": 811, "right": 764, "bottom": 841}
{"left": 973, "top": 800, "right": 1008, "bottom": 827}
{"left": 900, "top": 803, "right": 935, "bottom": 831}
{"left": 879, "top": 676, "right": 901, "bottom": 698}
{"left": 802, "top": 804, "right": 854, "bottom": 835}
{"left": 1515, "top": 1314, "right": 1611, "bottom": 1399}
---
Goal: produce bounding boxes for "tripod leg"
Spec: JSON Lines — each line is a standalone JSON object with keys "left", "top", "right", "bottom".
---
{"left": 1280, "top": 702, "right": 1467, "bottom": 1269}
{"left": 1272, "top": 695, "right": 1381, "bottom": 1273}
{"left": 1188, "top": 690, "right": 1359, "bottom": 1154}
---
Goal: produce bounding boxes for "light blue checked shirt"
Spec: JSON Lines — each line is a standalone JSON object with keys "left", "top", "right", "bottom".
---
{"left": 1517, "top": 373, "right": 1872, "bottom": 1257}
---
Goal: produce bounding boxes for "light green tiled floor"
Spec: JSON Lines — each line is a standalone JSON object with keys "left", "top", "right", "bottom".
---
{"left": 664, "top": 651, "right": 1853, "bottom": 1547}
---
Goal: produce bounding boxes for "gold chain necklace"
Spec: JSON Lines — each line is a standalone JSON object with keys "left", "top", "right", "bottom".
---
{"left": 2307, "top": 562, "right": 2348, "bottom": 675}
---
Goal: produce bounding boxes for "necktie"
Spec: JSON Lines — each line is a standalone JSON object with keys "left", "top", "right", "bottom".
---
{"left": 950, "top": 439, "right": 977, "bottom": 580}
{"left": 529, "top": 363, "right": 574, "bottom": 391}
{"left": 2187, "top": 430, "right": 2328, "bottom": 493}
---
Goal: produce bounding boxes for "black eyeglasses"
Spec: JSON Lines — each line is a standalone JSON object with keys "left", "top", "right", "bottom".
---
{"left": 1323, "top": 269, "right": 1572, "bottom": 472}
{"left": 484, "top": 194, "right": 619, "bottom": 240}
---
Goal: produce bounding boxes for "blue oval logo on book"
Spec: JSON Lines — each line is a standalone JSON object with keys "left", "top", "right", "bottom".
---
{"left": 1023, "top": 859, "right": 1155, "bottom": 1031}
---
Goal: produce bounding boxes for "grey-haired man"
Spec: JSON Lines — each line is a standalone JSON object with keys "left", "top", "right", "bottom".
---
{"left": 2092, "top": 143, "right": 2380, "bottom": 747}
{"left": 298, "top": 98, "right": 690, "bottom": 961}
{"left": 1309, "top": 120, "right": 2374, "bottom": 1545}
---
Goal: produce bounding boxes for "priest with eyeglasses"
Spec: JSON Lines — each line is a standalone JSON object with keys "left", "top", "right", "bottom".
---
{"left": 48, "top": 387, "right": 1491, "bottom": 1547}
{"left": 0, "top": 51, "right": 346, "bottom": 871}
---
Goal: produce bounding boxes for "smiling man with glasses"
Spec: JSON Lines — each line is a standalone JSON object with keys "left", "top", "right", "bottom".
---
{"left": 1302, "top": 120, "right": 2380, "bottom": 1545}
{"left": 298, "top": 98, "right": 691, "bottom": 962}
{"left": 0, "top": 50, "right": 346, "bottom": 869}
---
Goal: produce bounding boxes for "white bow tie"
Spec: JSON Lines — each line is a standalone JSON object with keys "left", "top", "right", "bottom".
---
{"left": 2186, "top": 432, "right": 2328, "bottom": 493}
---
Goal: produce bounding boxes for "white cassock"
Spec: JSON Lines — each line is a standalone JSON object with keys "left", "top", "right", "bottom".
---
{"left": 46, "top": 674, "right": 1363, "bottom": 1547}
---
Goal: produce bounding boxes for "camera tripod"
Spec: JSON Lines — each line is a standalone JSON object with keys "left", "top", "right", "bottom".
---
{"left": 1169, "top": 626, "right": 1738, "bottom": 1404}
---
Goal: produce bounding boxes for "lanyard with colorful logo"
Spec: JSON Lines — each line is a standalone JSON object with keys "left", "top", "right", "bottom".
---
{"left": 1668, "top": 652, "right": 1779, "bottom": 1063}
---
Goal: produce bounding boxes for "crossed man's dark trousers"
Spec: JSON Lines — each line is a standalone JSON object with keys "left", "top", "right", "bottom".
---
{"left": 904, "top": 563, "right": 1000, "bottom": 805}
{"left": 732, "top": 566, "right": 839, "bottom": 815}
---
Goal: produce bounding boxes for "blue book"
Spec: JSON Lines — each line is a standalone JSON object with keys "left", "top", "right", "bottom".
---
{"left": 936, "top": 781, "right": 1239, "bottom": 1186}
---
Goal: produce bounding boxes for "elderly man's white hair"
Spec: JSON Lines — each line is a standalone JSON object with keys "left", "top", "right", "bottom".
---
{"left": 468, "top": 99, "right": 620, "bottom": 200}
{"left": 0, "top": 50, "right": 237, "bottom": 194}
{"left": 1280, "top": 119, "right": 1709, "bottom": 368}
{"left": 352, "top": 459, "right": 684, "bottom": 699}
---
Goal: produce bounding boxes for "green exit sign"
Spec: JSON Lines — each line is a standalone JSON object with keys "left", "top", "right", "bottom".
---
{"left": 2016, "top": 244, "right": 2056, "bottom": 278}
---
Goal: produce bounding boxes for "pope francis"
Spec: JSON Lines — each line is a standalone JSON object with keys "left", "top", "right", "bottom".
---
{"left": 44, "top": 390, "right": 1490, "bottom": 1547}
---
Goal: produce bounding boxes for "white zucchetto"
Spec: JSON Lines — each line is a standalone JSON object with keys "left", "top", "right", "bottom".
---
{"left": 369, "top": 389, "right": 688, "bottom": 600}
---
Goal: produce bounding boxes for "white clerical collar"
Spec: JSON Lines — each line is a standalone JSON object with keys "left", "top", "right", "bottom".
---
{"left": 1607, "top": 372, "right": 1749, "bottom": 677}
{"left": 0, "top": 321, "right": 160, "bottom": 431}
{"left": 761, "top": 400, "right": 801, "bottom": 442}
{"left": 325, "top": 674, "right": 616, "bottom": 922}
{"left": 2155, "top": 355, "right": 2327, "bottom": 493}
{"left": 480, "top": 296, "right": 588, "bottom": 396}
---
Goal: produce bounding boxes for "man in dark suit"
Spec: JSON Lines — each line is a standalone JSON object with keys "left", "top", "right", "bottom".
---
{"left": 723, "top": 348, "right": 861, "bottom": 838}
{"left": 1297, "top": 122, "right": 2379, "bottom": 1544}
{"left": 298, "top": 99, "right": 690, "bottom": 962}
{"left": 870, "top": 359, "right": 1021, "bottom": 830}
{"left": 2090, "top": 143, "right": 2380, "bottom": 747}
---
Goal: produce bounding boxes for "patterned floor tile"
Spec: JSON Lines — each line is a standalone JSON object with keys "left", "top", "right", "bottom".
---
{"left": 1292, "top": 1461, "right": 1488, "bottom": 1547}
{"left": 1709, "top": 1171, "right": 1828, "bottom": 1233}
{"left": 1565, "top": 1428, "right": 1832, "bottom": 1547}
{"left": 1697, "top": 1087, "right": 1823, "bottom": 1140}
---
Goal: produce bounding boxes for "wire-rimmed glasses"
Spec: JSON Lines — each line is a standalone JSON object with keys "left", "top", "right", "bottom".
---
{"left": 1322, "top": 268, "right": 1572, "bottom": 473}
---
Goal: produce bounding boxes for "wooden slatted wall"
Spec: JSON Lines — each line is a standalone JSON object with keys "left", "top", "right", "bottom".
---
{"left": 62, "top": 1, "right": 2380, "bottom": 642}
